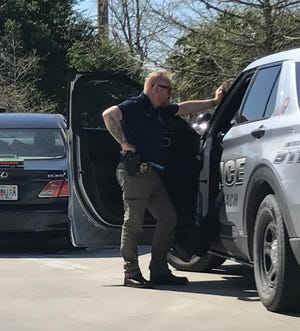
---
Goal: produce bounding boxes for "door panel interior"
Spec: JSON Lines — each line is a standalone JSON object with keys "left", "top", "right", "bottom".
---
{"left": 70, "top": 73, "right": 142, "bottom": 226}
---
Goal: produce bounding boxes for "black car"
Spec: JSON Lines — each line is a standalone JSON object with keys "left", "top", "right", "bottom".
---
{"left": 0, "top": 113, "right": 69, "bottom": 240}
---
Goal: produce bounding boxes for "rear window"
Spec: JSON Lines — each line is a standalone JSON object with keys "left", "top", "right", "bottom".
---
{"left": 0, "top": 129, "right": 65, "bottom": 159}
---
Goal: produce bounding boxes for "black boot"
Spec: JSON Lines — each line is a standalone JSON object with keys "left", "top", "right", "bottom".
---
{"left": 124, "top": 273, "right": 153, "bottom": 288}
{"left": 150, "top": 273, "right": 189, "bottom": 285}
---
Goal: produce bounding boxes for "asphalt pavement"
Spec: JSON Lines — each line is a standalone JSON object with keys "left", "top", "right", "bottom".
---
{"left": 0, "top": 241, "right": 300, "bottom": 331}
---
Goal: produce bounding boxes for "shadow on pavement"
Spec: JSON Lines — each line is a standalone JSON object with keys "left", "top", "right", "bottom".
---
{"left": 149, "top": 264, "right": 300, "bottom": 317}
{"left": 155, "top": 263, "right": 258, "bottom": 301}
{"left": 0, "top": 238, "right": 151, "bottom": 258}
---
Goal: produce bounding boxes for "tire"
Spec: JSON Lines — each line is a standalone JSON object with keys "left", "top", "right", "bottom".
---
{"left": 254, "top": 194, "right": 300, "bottom": 312}
{"left": 167, "top": 249, "right": 226, "bottom": 272}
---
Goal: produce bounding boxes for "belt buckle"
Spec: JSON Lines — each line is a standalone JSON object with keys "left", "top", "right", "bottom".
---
{"left": 139, "top": 162, "right": 148, "bottom": 174}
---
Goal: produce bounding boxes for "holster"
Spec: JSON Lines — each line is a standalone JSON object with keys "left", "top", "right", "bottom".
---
{"left": 121, "top": 151, "right": 140, "bottom": 176}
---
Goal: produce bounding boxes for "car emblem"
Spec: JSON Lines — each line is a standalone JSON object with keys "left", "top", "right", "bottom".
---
{"left": 0, "top": 172, "right": 8, "bottom": 178}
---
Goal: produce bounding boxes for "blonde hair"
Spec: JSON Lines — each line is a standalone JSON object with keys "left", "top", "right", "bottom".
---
{"left": 144, "top": 71, "right": 172, "bottom": 91}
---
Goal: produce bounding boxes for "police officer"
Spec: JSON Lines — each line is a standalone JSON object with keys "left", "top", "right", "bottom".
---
{"left": 102, "top": 71, "right": 224, "bottom": 288}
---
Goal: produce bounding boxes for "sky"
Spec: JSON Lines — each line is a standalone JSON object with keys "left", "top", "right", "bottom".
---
{"left": 75, "top": 0, "right": 97, "bottom": 20}
{"left": 73, "top": 0, "right": 195, "bottom": 68}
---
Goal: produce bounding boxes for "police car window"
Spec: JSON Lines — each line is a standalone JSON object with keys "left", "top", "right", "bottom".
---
{"left": 237, "top": 65, "right": 281, "bottom": 123}
{"left": 296, "top": 62, "right": 300, "bottom": 108}
{"left": 213, "top": 71, "right": 254, "bottom": 129}
{"left": 73, "top": 75, "right": 141, "bottom": 129}
{"left": 264, "top": 72, "right": 279, "bottom": 118}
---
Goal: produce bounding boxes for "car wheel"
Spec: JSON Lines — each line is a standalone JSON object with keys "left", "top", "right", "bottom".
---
{"left": 254, "top": 194, "right": 300, "bottom": 312}
{"left": 167, "top": 247, "right": 225, "bottom": 272}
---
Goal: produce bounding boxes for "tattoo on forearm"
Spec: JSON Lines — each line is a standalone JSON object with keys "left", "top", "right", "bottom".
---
{"left": 106, "top": 117, "right": 127, "bottom": 145}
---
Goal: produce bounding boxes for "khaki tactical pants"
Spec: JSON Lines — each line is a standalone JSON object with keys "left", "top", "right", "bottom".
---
{"left": 116, "top": 168, "right": 177, "bottom": 278}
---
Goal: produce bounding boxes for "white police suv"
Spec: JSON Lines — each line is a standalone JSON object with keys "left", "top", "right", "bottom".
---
{"left": 68, "top": 49, "right": 300, "bottom": 313}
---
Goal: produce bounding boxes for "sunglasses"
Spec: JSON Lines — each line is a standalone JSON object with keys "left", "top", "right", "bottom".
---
{"left": 157, "top": 84, "right": 172, "bottom": 92}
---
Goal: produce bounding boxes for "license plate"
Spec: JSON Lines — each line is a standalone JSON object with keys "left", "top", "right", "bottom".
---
{"left": 0, "top": 185, "right": 18, "bottom": 200}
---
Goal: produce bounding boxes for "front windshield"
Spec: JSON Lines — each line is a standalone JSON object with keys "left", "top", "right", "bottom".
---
{"left": 0, "top": 129, "right": 65, "bottom": 159}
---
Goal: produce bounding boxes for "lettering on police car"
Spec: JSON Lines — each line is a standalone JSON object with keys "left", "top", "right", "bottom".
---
{"left": 274, "top": 140, "right": 300, "bottom": 164}
{"left": 225, "top": 193, "right": 238, "bottom": 207}
{"left": 220, "top": 157, "right": 246, "bottom": 187}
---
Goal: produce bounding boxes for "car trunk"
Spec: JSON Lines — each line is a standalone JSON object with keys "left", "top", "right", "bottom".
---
{"left": 0, "top": 166, "right": 67, "bottom": 206}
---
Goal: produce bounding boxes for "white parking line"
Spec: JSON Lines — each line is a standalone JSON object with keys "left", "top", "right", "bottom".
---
{"left": 29, "top": 258, "right": 90, "bottom": 271}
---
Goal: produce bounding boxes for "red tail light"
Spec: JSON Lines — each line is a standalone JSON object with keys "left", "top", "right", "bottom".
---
{"left": 38, "top": 179, "right": 69, "bottom": 198}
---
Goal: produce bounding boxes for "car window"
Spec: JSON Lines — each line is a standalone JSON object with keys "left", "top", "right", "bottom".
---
{"left": 0, "top": 129, "right": 65, "bottom": 159}
{"left": 237, "top": 65, "right": 281, "bottom": 123}
{"left": 72, "top": 76, "right": 141, "bottom": 129}
{"left": 264, "top": 74, "right": 279, "bottom": 118}
{"left": 296, "top": 62, "right": 300, "bottom": 109}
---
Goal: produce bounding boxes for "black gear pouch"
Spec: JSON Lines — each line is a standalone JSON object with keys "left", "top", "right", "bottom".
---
{"left": 123, "top": 151, "right": 140, "bottom": 176}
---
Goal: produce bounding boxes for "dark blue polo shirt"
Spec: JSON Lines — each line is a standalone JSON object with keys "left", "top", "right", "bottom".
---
{"left": 118, "top": 92, "right": 178, "bottom": 167}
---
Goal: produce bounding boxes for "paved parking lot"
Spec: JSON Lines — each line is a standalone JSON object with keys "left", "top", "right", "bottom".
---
{"left": 0, "top": 241, "right": 300, "bottom": 331}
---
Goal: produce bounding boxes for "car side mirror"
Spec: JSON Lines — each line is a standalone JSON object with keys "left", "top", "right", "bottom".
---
{"left": 192, "top": 112, "right": 212, "bottom": 136}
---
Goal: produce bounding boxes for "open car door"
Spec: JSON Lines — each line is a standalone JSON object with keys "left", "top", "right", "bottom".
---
{"left": 68, "top": 72, "right": 149, "bottom": 247}
{"left": 188, "top": 71, "right": 255, "bottom": 256}
{"left": 68, "top": 72, "right": 201, "bottom": 248}
{"left": 167, "top": 71, "right": 256, "bottom": 271}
